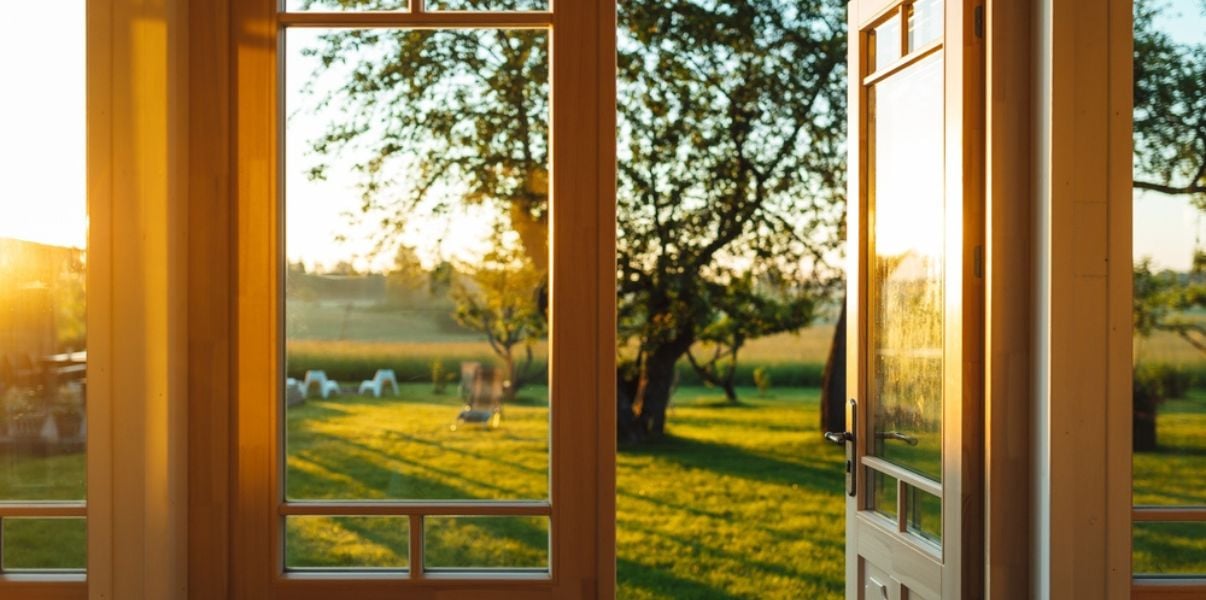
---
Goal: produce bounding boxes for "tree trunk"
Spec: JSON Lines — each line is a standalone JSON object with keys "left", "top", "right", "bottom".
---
{"left": 820, "top": 301, "right": 847, "bottom": 434}
{"left": 637, "top": 351, "right": 678, "bottom": 438}
{"left": 1134, "top": 411, "right": 1158, "bottom": 452}
{"left": 502, "top": 350, "right": 518, "bottom": 402}
{"left": 721, "top": 380, "right": 739, "bottom": 404}
{"left": 617, "top": 367, "right": 642, "bottom": 442}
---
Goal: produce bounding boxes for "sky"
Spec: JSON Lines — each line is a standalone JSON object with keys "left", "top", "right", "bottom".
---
{"left": 0, "top": 2, "right": 1203, "bottom": 271}
{"left": 0, "top": 2, "right": 87, "bottom": 250}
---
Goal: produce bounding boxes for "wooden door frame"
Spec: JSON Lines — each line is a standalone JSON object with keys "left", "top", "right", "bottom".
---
{"left": 187, "top": 1, "right": 617, "bottom": 598}
{"left": 846, "top": 0, "right": 985, "bottom": 597}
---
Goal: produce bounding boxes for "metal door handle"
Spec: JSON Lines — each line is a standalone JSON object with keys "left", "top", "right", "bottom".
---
{"left": 825, "top": 431, "right": 854, "bottom": 445}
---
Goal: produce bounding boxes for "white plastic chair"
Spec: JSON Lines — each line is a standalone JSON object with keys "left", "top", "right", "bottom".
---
{"left": 285, "top": 377, "right": 306, "bottom": 406}
{"left": 358, "top": 369, "right": 400, "bottom": 398}
{"left": 303, "top": 370, "right": 341, "bottom": 399}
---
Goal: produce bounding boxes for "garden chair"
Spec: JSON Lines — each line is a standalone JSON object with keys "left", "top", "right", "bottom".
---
{"left": 358, "top": 369, "right": 400, "bottom": 398}
{"left": 453, "top": 364, "right": 505, "bottom": 431}
{"left": 285, "top": 377, "right": 306, "bottom": 406}
{"left": 302, "top": 370, "right": 340, "bottom": 399}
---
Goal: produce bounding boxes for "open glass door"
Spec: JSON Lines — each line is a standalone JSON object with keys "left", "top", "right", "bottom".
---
{"left": 833, "top": 0, "right": 983, "bottom": 597}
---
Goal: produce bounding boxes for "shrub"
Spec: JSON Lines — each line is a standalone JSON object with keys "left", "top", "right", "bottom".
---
{"left": 753, "top": 367, "right": 772, "bottom": 397}
{"left": 432, "top": 360, "right": 448, "bottom": 394}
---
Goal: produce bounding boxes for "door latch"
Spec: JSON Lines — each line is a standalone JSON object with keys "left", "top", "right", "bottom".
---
{"left": 824, "top": 399, "right": 857, "bottom": 497}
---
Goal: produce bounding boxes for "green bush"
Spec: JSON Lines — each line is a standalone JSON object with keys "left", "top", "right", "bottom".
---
{"left": 288, "top": 344, "right": 825, "bottom": 391}
{"left": 753, "top": 367, "right": 772, "bottom": 397}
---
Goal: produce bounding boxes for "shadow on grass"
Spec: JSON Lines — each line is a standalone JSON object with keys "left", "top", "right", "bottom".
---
{"left": 622, "top": 435, "right": 842, "bottom": 494}
{"left": 623, "top": 518, "right": 843, "bottom": 588}
{"left": 617, "top": 558, "right": 742, "bottom": 600}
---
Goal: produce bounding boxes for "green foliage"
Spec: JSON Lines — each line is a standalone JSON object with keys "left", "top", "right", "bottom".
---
{"left": 753, "top": 366, "right": 772, "bottom": 397}
{"left": 451, "top": 236, "right": 548, "bottom": 397}
{"left": 431, "top": 359, "right": 448, "bottom": 394}
{"left": 1133, "top": 258, "right": 1206, "bottom": 354}
{"left": 616, "top": 0, "right": 847, "bottom": 433}
{"left": 296, "top": 19, "right": 550, "bottom": 268}
{"left": 1134, "top": 0, "right": 1206, "bottom": 202}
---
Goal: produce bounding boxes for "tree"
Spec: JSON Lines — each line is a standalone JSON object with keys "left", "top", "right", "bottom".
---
{"left": 385, "top": 245, "right": 429, "bottom": 306}
{"left": 1133, "top": 0, "right": 1206, "bottom": 203}
{"left": 298, "top": 1, "right": 550, "bottom": 268}
{"left": 1128, "top": 0, "right": 1206, "bottom": 450}
{"left": 685, "top": 273, "right": 816, "bottom": 404}
{"left": 616, "top": 0, "right": 847, "bottom": 439}
{"left": 297, "top": 0, "right": 849, "bottom": 440}
{"left": 452, "top": 234, "right": 547, "bottom": 401}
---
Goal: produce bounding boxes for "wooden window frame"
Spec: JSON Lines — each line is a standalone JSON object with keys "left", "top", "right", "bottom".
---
{"left": 204, "top": 1, "right": 618, "bottom": 598}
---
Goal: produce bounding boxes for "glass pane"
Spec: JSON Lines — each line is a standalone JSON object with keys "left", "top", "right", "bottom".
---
{"left": 1131, "top": 0, "right": 1206, "bottom": 510}
{"left": 285, "top": 516, "right": 409, "bottom": 570}
{"left": 868, "top": 52, "right": 945, "bottom": 482}
{"left": 905, "top": 485, "right": 941, "bottom": 544}
{"left": 907, "top": 0, "right": 944, "bottom": 51}
{"left": 1133, "top": 521, "right": 1206, "bottom": 576}
{"left": 284, "top": 28, "right": 551, "bottom": 502}
{"left": 424, "top": 516, "right": 549, "bottom": 570}
{"left": 870, "top": 470, "right": 898, "bottom": 521}
{"left": 285, "top": 0, "right": 409, "bottom": 11}
{"left": 870, "top": 14, "right": 902, "bottom": 72}
{"left": 427, "top": 0, "right": 548, "bottom": 10}
{"left": 0, "top": 2, "right": 87, "bottom": 503}
{"left": 1, "top": 518, "right": 86, "bottom": 571}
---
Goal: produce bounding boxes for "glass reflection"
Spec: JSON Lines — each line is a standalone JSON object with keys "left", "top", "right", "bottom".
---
{"left": 907, "top": 0, "right": 944, "bottom": 51}
{"left": 871, "top": 16, "right": 902, "bottom": 72}
{"left": 868, "top": 52, "right": 945, "bottom": 482}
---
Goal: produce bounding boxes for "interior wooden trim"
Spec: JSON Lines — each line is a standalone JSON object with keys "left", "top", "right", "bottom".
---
{"left": 0, "top": 579, "right": 86, "bottom": 600}
{"left": 984, "top": 0, "right": 1034, "bottom": 596}
{"left": 1132, "top": 507, "right": 1206, "bottom": 522}
{"left": 1133, "top": 580, "right": 1206, "bottom": 599}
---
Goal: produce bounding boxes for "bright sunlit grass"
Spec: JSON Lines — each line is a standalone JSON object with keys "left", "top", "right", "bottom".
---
{"left": 1, "top": 383, "right": 1202, "bottom": 587}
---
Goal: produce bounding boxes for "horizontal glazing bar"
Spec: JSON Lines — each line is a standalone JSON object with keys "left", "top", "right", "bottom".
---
{"left": 862, "top": 456, "right": 942, "bottom": 498}
{"left": 280, "top": 501, "right": 551, "bottom": 517}
{"left": 0, "top": 574, "right": 87, "bottom": 584}
{"left": 278, "top": 11, "right": 553, "bottom": 28}
{"left": 0, "top": 504, "right": 87, "bottom": 518}
{"left": 862, "top": 38, "right": 943, "bottom": 87}
{"left": 1133, "top": 507, "right": 1206, "bottom": 522}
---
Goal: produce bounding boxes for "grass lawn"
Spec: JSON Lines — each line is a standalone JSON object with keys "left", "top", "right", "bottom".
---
{"left": 1, "top": 381, "right": 1202, "bottom": 587}
{"left": 284, "top": 383, "right": 847, "bottom": 598}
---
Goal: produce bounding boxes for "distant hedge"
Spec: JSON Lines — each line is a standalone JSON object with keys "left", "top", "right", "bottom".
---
{"left": 287, "top": 347, "right": 824, "bottom": 389}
